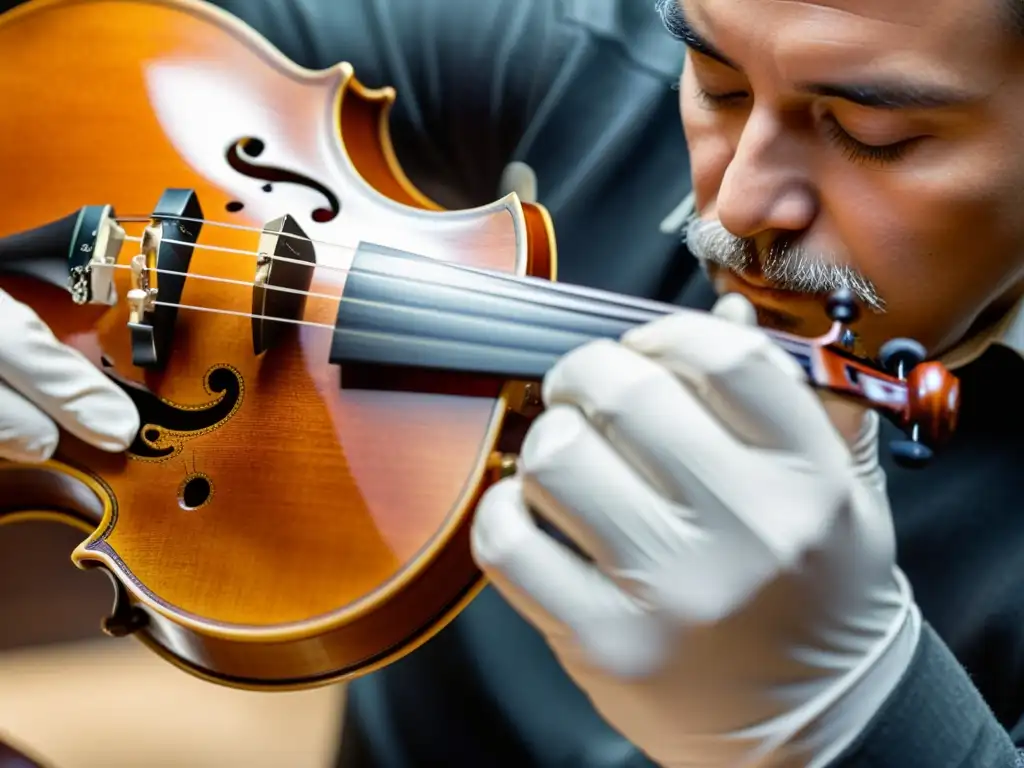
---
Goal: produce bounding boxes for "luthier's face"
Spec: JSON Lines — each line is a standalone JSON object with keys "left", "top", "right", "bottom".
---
{"left": 665, "top": 0, "right": 1024, "bottom": 357}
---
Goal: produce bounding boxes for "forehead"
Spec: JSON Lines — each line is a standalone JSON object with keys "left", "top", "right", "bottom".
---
{"left": 682, "top": 0, "right": 1010, "bottom": 72}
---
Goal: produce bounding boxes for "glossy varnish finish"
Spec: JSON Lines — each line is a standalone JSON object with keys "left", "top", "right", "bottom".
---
{"left": 0, "top": 0, "right": 555, "bottom": 687}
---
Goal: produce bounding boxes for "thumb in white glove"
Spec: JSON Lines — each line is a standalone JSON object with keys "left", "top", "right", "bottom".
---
{"left": 711, "top": 293, "right": 874, "bottom": 449}
{"left": 0, "top": 288, "right": 139, "bottom": 463}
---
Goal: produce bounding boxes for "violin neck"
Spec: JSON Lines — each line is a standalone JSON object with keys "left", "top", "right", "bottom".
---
{"left": 328, "top": 244, "right": 676, "bottom": 381}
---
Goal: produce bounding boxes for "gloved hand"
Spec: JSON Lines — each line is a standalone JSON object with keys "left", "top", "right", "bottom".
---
{"left": 471, "top": 293, "right": 921, "bottom": 768}
{"left": 0, "top": 288, "right": 139, "bottom": 462}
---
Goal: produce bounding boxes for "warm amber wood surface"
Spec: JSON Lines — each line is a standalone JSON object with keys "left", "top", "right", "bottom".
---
{"left": 0, "top": 638, "right": 344, "bottom": 767}
{"left": 0, "top": 0, "right": 550, "bottom": 684}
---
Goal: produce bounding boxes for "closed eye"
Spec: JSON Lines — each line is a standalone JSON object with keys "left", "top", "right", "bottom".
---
{"left": 694, "top": 87, "right": 749, "bottom": 109}
{"left": 821, "top": 115, "right": 922, "bottom": 165}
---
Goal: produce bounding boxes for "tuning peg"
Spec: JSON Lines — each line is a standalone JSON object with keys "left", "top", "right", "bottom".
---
{"left": 878, "top": 337, "right": 926, "bottom": 378}
{"left": 878, "top": 338, "right": 946, "bottom": 469}
{"left": 889, "top": 434, "right": 934, "bottom": 468}
{"left": 825, "top": 288, "right": 859, "bottom": 325}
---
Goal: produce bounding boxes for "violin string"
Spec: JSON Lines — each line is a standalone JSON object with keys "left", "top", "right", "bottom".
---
{"left": 105, "top": 254, "right": 660, "bottom": 353}
{"left": 106, "top": 258, "right": 660, "bottom": 345}
{"left": 112, "top": 214, "right": 678, "bottom": 330}
{"left": 117, "top": 235, "right": 495, "bottom": 315}
{"left": 119, "top": 212, "right": 674, "bottom": 312}
{"left": 151, "top": 298, "right": 335, "bottom": 329}
{"left": 121, "top": 213, "right": 360, "bottom": 252}
{"left": 107, "top": 215, "right": 915, "bottom": 419}
{"left": 123, "top": 234, "right": 357, "bottom": 277}
{"left": 116, "top": 258, "right": 466, "bottom": 333}
{"left": 111, "top": 217, "right": 903, "bottom": 410}
{"left": 121, "top": 231, "right": 673, "bottom": 321}
{"left": 121, "top": 213, "right": 552, "bottom": 293}
{"left": 107, "top": 262, "right": 342, "bottom": 302}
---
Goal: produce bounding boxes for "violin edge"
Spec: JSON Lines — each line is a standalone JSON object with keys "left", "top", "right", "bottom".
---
{"left": 0, "top": 451, "right": 499, "bottom": 690}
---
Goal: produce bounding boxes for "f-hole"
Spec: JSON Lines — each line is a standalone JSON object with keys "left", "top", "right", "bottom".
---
{"left": 223, "top": 137, "right": 342, "bottom": 223}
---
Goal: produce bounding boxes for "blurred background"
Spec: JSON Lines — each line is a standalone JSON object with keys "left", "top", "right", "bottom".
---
{"left": 0, "top": 520, "right": 344, "bottom": 768}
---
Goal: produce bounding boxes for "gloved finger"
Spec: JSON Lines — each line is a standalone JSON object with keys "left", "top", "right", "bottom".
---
{"left": 710, "top": 292, "right": 757, "bottom": 326}
{"left": 0, "top": 380, "right": 59, "bottom": 462}
{"left": 542, "top": 339, "right": 746, "bottom": 505}
{"left": 713, "top": 292, "right": 871, "bottom": 447}
{"left": 518, "top": 404, "right": 701, "bottom": 577}
{"left": 0, "top": 289, "right": 139, "bottom": 453}
{"left": 712, "top": 292, "right": 870, "bottom": 447}
{"left": 541, "top": 340, "right": 843, "bottom": 567}
{"left": 472, "top": 476, "right": 665, "bottom": 677}
{"left": 620, "top": 310, "right": 847, "bottom": 466}
{"left": 516, "top": 406, "right": 783, "bottom": 625}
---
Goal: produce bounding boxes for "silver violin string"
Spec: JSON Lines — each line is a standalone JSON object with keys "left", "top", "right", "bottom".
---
{"left": 109, "top": 259, "right": 636, "bottom": 337}
{"left": 107, "top": 216, "right": 920, "bottom": 423}
{"left": 107, "top": 262, "right": 340, "bottom": 302}
{"left": 115, "top": 214, "right": 677, "bottom": 329}
{"left": 151, "top": 298, "right": 334, "bottom": 329}
{"left": 126, "top": 213, "right": 361, "bottom": 252}
{"left": 110, "top": 261, "right": 397, "bottom": 331}
{"left": 122, "top": 234, "right": 358, "bottom": 277}
{"left": 123, "top": 212, "right": 567, "bottom": 297}
{"left": 108, "top": 260, "right": 396, "bottom": 330}
{"left": 113, "top": 216, "right": 893, "bottom": 415}
{"left": 121, "top": 233, "right": 675, "bottom": 321}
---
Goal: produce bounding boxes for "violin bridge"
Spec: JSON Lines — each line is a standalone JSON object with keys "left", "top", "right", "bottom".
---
{"left": 251, "top": 214, "right": 316, "bottom": 355}
{"left": 126, "top": 188, "right": 203, "bottom": 369}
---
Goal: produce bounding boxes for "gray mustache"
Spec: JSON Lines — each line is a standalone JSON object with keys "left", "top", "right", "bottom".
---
{"left": 683, "top": 216, "right": 885, "bottom": 313}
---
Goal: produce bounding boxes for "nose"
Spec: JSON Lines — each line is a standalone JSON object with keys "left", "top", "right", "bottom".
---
{"left": 715, "top": 107, "right": 817, "bottom": 239}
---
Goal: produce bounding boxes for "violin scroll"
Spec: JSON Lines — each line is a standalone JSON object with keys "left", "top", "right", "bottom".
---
{"left": 825, "top": 287, "right": 859, "bottom": 327}
{"left": 778, "top": 288, "right": 962, "bottom": 469}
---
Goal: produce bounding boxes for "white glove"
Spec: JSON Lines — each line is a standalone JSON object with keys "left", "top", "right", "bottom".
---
{"left": 0, "top": 288, "right": 139, "bottom": 463}
{"left": 471, "top": 294, "right": 921, "bottom": 768}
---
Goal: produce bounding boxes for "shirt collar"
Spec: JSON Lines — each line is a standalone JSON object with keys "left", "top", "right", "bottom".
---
{"left": 939, "top": 294, "right": 1024, "bottom": 370}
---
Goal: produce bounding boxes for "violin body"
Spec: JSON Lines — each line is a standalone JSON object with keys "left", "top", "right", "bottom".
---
{"left": 0, "top": 0, "right": 553, "bottom": 689}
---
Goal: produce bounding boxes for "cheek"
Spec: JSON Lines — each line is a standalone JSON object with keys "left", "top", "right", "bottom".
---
{"left": 825, "top": 152, "right": 1024, "bottom": 348}
{"left": 680, "top": 69, "right": 736, "bottom": 212}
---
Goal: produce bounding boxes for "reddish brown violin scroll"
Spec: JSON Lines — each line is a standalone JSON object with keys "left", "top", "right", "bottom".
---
{"left": 0, "top": 0, "right": 554, "bottom": 690}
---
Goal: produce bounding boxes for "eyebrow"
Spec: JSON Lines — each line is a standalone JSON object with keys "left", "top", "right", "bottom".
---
{"left": 657, "top": 0, "right": 979, "bottom": 110}
{"left": 657, "top": 0, "right": 738, "bottom": 68}
{"left": 797, "top": 82, "right": 977, "bottom": 110}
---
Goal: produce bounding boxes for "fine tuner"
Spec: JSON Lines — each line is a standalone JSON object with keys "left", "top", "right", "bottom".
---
{"left": 0, "top": 188, "right": 959, "bottom": 470}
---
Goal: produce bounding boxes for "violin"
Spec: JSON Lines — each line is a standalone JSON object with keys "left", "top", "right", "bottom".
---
{"left": 0, "top": 0, "right": 959, "bottom": 691}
